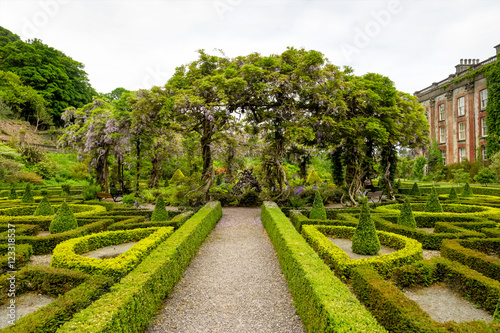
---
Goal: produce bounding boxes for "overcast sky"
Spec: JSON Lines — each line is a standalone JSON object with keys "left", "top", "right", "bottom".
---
{"left": 0, "top": 0, "right": 499, "bottom": 95}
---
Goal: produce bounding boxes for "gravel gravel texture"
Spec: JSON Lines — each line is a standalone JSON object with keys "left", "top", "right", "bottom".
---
{"left": 147, "top": 207, "right": 305, "bottom": 333}
{"left": 328, "top": 237, "right": 396, "bottom": 259}
{"left": 404, "top": 283, "right": 493, "bottom": 323}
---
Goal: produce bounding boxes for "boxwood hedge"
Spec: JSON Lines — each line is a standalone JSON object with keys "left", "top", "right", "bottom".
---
{"left": 261, "top": 201, "right": 387, "bottom": 332}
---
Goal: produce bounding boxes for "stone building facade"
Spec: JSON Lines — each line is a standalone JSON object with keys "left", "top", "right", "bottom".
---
{"left": 415, "top": 44, "right": 500, "bottom": 165}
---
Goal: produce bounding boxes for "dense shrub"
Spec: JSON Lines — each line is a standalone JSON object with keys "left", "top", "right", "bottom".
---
{"left": 33, "top": 196, "right": 54, "bottom": 216}
{"left": 306, "top": 169, "right": 322, "bottom": 184}
{"left": 49, "top": 201, "right": 78, "bottom": 234}
{"left": 151, "top": 196, "right": 169, "bottom": 221}
{"left": 397, "top": 197, "right": 416, "bottom": 229}
{"left": 448, "top": 187, "right": 458, "bottom": 200}
{"left": 81, "top": 184, "right": 100, "bottom": 200}
{"left": 7, "top": 187, "right": 17, "bottom": 200}
{"left": 424, "top": 186, "right": 443, "bottom": 213}
{"left": 170, "top": 169, "right": 185, "bottom": 184}
{"left": 409, "top": 182, "right": 421, "bottom": 196}
{"left": 351, "top": 199, "right": 380, "bottom": 255}
{"left": 21, "top": 183, "right": 35, "bottom": 203}
{"left": 462, "top": 182, "right": 475, "bottom": 197}
{"left": 309, "top": 191, "right": 326, "bottom": 220}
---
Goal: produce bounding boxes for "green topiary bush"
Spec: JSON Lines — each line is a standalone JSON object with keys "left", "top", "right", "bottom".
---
{"left": 21, "top": 183, "right": 35, "bottom": 203}
{"left": 409, "top": 182, "right": 421, "bottom": 196}
{"left": 170, "top": 169, "right": 185, "bottom": 184}
{"left": 8, "top": 187, "right": 17, "bottom": 200}
{"left": 425, "top": 186, "right": 443, "bottom": 213}
{"left": 151, "top": 196, "right": 169, "bottom": 221}
{"left": 461, "top": 182, "right": 474, "bottom": 198}
{"left": 309, "top": 191, "right": 326, "bottom": 220}
{"left": 306, "top": 169, "right": 322, "bottom": 184}
{"left": 34, "top": 196, "right": 54, "bottom": 216}
{"left": 49, "top": 201, "right": 78, "bottom": 234}
{"left": 397, "top": 197, "right": 416, "bottom": 229}
{"left": 449, "top": 187, "right": 458, "bottom": 200}
{"left": 351, "top": 199, "right": 380, "bottom": 255}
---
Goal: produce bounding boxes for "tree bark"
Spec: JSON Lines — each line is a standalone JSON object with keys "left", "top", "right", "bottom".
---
{"left": 135, "top": 140, "right": 141, "bottom": 195}
{"left": 96, "top": 151, "right": 109, "bottom": 193}
{"left": 384, "top": 163, "right": 395, "bottom": 200}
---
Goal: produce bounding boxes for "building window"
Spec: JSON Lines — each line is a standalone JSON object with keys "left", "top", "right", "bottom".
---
{"left": 457, "top": 96, "right": 465, "bottom": 116}
{"left": 459, "top": 147, "right": 466, "bottom": 162}
{"left": 458, "top": 122, "right": 465, "bottom": 140}
{"left": 441, "top": 149, "right": 446, "bottom": 166}
{"left": 482, "top": 146, "right": 487, "bottom": 160}
{"left": 480, "top": 89, "right": 488, "bottom": 109}
{"left": 481, "top": 117, "right": 487, "bottom": 137}
{"left": 438, "top": 104, "right": 445, "bottom": 121}
{"left": 439, "top": 126, "right": 446, "bottom": 143}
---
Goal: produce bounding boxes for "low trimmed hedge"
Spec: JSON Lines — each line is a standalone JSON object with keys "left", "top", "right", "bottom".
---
{"left": 57, "top": 201, "right": 222, "bottom": 333}
{"left": 393, "top": 257, "right": 500, "bottom": 314}
{"left": 289, "top": 210, "right": 357, "bottom": 231}
{"left": 302, "top": 224, "right": 422, "bottom": 279}
{"left": 51, "top": 227, "right": 174, "bottom": 280}
{"left": 0, "top": 265, "right": 113, "bottom": 333}
{"left": 15, "top": 219, "right": 115, "bottom": 254}
{"left": 352, "top": 266, "right": 444, "bottom": 333}
{"left": 441, "top": 238, "right": 500, "bottom": 282}
{"left": 0, "top": 204, "right": 106, "bottom": 227}
{"left": 107, "top": 211, "right": 193, "bottom": 231}
{"left": 377, "top": 203, "right": 500, "bottom": 225}
{"left": 356, "top": 259, "right": 500, "bottom": 332}
{"left": 372, "top": 215, "right": 485, "bottom": 250}
{"left": 400, "top": 185, "right": 500, "bottom": 197}
{"left": 261, "top": 201, "right": 387, "bottom": 332}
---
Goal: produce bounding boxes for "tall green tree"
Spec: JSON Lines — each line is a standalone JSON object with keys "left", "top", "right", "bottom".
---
{"left": 0, "top": 70, "right": 52, "bottom": 129}
{"left": 427, "top": 139, "right": 443, "bottom": 174}
{"left": 321, "top": 73, "right": 429, "bottom": 204}
{"left": 0, "top": 27, "right": 95, "bottom": 122}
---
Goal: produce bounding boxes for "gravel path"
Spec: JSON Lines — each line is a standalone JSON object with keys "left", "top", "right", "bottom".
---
{"left": 147, "top": 207, "right": 305, "bottom": 333}
{"left": 404, "top": 284, "right": 493, "bottom": 323}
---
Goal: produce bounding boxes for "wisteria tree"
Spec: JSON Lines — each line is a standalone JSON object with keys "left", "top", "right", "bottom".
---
{"left": 325, "top": 73, "right": 429, "bottom": 204}
{"left": 167, "top": 50, "right": 245, "bottom": 197}
{"left": 128, "top": 87, "right": 181, "bottom": 190}
{"left": 235, "top": 47, "right": 346, "bottom": 199}
{"left": 58, "top": 99, "right": 128, "bottom": 192}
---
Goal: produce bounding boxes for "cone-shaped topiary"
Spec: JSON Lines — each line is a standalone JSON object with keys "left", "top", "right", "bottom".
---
{"left": 425, "top": 186, "right": 443, "bottom": 213}
{"left": 306, "top": 169, "right": 323, "bottom": 184}
{"left": 309, "top": 191, "right": 327, "bottom": 220}
{"left": 409, "top": 182, "right": 421, "bottom": 196}
{"left": 21, "top": 183, "right": 35, "bottom": 203}
{"left": 448, "top": 187, "right": 458, "bottom": 200}
{"left": 8, "top": 188, "right": 17, "bottom": 200}
{"left": 461, "top": 182, "right": 474, "bottom": 198}
{"left": 34, "top": 196, "right": 54, "bottom": 216}
{"left": 151, "top": 196, "right": 169, "bottom": 222}
{"left": 49, "top": 201, "right": 78, "bottom": 234}
{"left": 170, "top": 169, "right": 185, "bottom": 184}
{"left": 397, "top": 197, "right": 416, "bottom": 229}
{"left": 351, "top": 199, "right": 380, "bottom": 255}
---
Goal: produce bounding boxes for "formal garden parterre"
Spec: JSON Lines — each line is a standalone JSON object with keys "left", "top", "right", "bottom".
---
{"left": 2, "top": 32, "right": 500, "bottom": 331}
